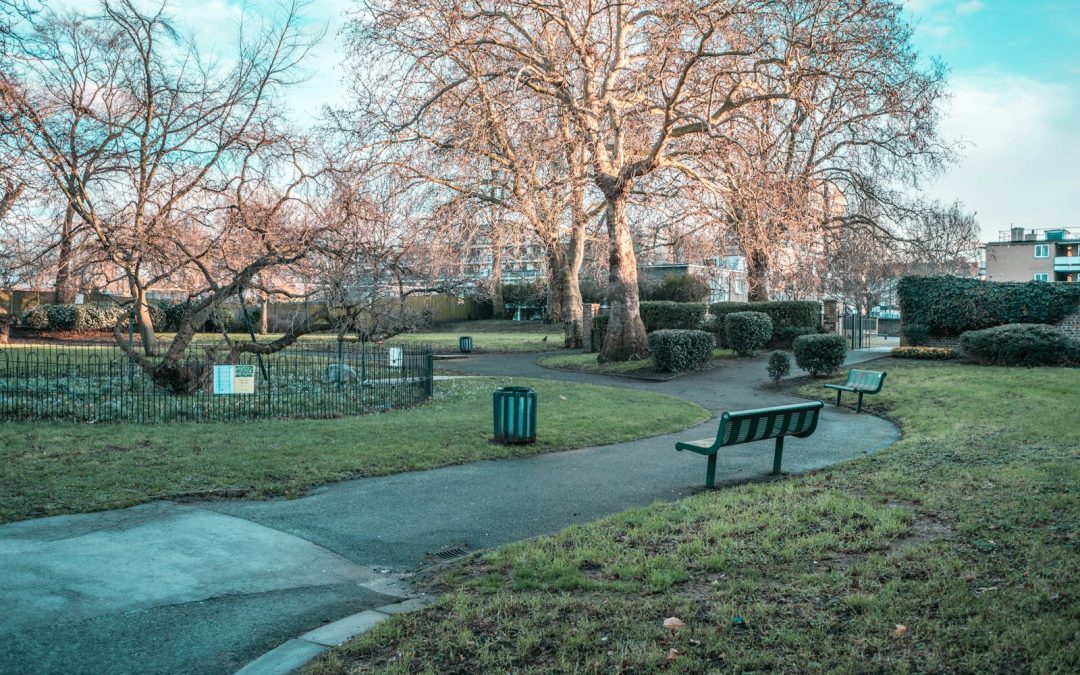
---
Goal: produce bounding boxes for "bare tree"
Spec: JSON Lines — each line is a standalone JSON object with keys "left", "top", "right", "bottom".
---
{"left": 1, "top": 0, "right": 318, "bottom": 355}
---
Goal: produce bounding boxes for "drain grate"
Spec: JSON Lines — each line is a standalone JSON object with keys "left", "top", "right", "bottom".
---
{"left": 430, "top": 546, "right": 468, "bottom": 561}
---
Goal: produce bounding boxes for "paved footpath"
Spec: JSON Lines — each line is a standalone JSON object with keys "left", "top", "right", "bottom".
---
{"left": 0, "top": 349, "right": 897, "bottom": 675}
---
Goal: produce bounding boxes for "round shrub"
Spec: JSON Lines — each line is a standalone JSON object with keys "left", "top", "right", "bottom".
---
{"left": 793, "top": 334, "right": 847, "bottom": 376}
{"left": 22, "top": 306, "right": 49, "bottom": 330}
{"left": 45, "top": 304, "right": 77, "bottom": 330}
{"left": 647, "top": 329, "right": 715, "bottom": 373}
{"left": 902, "top": 322, "right": 929, "bottom": 346}
{"left": 203, "top": 306, "right": 234, "bottom": 333}
{"left": 767, "top": 350, "right": 791, "bottom": 386}
{"left": 891, "top": 346, "right": 958, "bottom": 360}
{"left": 724, "top": 311, "right": 773, "bottom": 356}
{"left": 959, "top": 323, "right": 1080, "bottom": 367}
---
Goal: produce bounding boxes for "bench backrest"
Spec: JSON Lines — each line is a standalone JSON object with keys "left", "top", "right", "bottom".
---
{"left": 716, "top": 400, "right": 824, "bottom": 448}
{"left": 844, "top": 369, "right": 886, "bottom": 393}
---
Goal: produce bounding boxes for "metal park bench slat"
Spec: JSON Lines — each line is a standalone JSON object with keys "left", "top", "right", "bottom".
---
{"left": 676, "top": 400, "right": 825, "bottom": 488}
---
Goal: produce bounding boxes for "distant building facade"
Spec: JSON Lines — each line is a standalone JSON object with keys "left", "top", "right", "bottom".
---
{"left": 640, "top": 256, "right": 749, "bottom": 303}
{"left": 985, "top": 227, "right": 1080, "bottom": 283}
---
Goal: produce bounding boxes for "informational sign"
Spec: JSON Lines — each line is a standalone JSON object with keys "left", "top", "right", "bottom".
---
{"left": 213, "top": 364, "right": 256, "bottom": 395}
{"left": 388, "top": 347, "right": 403, "bottom": 368}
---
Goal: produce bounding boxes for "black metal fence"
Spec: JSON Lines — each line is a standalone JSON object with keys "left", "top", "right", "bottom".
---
{"left": 0, "top": 340, "right": 434, "bottom": 423}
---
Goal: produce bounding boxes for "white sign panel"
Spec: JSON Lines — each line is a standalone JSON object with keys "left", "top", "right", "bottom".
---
{"left": 213, "top": 365, "right": 255, "bottom": 395}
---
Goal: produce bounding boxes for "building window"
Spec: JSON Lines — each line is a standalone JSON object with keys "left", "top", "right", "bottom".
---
{"left": 1034, "top": 244, "right": 1049, "bottom": 258}
{"left": 1033, "top": 273, "right": 1049, "bottom": 282}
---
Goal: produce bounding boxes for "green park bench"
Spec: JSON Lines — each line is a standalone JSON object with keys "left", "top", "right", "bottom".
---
{"left": 675, "top": 400, "right": 824, "bottom": 488}
{"left": 823, "top": 369, "right": 886, "bottom": 413}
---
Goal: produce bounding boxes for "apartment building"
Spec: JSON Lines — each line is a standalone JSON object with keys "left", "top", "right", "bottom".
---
{"left": 985, "top": 227, "right": 1080, "bottom": 283}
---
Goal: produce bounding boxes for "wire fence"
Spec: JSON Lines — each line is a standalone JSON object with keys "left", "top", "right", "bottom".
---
{"left": 0, "top": 340, "right": 434, "bottom": 423}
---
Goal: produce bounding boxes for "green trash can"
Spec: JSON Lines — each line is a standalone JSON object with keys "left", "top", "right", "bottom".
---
{"left": 493, "top": 386, "right": 536, "bottom": 444}
{"left": 459, "top": 336, "right": 473, "bottom": 353}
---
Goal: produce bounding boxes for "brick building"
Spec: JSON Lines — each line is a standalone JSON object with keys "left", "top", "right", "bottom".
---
{"left": 985, "top": 227, "right": 1080, "bottom": 283}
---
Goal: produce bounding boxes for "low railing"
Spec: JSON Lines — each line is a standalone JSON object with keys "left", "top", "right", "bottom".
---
{"left": 0, "top": 340, "right": 434, "bottom": 423}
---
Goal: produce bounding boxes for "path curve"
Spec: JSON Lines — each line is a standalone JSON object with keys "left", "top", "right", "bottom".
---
{"left": 0, "top": 349, "right": 898, "bottom": 675}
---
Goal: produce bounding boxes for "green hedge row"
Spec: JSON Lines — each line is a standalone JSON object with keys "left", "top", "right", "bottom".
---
{"left": 897, "top": 276, "right": 1080, "bottom": 337}
{"left": 709, "top": 300, "right": 821, "bottom": 328}
{"left": 592, "top": 302, "right": 707, "bottom": 348}
{"left": 20, "top": 302, "right": 241, "bottom": 333}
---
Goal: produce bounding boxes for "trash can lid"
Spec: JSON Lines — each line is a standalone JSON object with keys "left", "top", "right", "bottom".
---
{"left": 496, "top": 386, "right": 534, "bottom": 393}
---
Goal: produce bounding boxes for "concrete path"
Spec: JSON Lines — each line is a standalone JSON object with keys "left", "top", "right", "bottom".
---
{"left": 0, "top": 349, "right": 897, "bottom": 675}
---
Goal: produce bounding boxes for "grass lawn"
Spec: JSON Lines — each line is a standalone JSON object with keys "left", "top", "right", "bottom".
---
{"left": 309, "top": 359, "right": 1079, "bottom": 673}
{"left": 0, "top": 377, "right": 707, "bottom": 523}
{"left": 538, "top": 348, "right": 736, "bottom": 377}
{"left": 389, "top": 320, "right": 563, "bottom": 354}
{"left": 16, "top": 320, "right": 563, "bottom": 354}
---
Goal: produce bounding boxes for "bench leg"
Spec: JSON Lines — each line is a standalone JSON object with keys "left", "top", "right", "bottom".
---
{"left": 856, "top": 392, "right": 863, "bottom": 413}
{"left": 772, "top": 436, "right": 785, "bottom": 475}
{"left": 706, "top": 454, "right": 717, "bottom": 489}
{"left": 835, "top": 390, "right": 842, "bottom": 407}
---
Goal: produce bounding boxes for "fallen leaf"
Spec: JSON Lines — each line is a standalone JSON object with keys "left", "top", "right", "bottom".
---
{"left": 663, "top": 617, "right": 684, "bottom": 630}
{"left": 893, "top": 624, "right": 908, "bottom": 637}
{"left": 667, "top": 648, "right": 680, "bottom": 661}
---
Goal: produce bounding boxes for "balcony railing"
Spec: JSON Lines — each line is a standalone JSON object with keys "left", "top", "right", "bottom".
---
{"left": 1054, "top": 256, "right": 1080, "bottom": 272}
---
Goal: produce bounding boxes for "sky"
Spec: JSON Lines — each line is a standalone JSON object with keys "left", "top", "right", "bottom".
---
{"left": 47, "top": 0, "right": 1080, "bottom": 242}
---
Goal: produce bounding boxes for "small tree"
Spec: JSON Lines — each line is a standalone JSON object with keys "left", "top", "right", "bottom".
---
{"left": 767, "top": 351, "right": 791, "bottom": 387}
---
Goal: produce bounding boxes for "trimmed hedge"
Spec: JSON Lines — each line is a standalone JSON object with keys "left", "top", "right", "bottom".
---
{"left": 709, "top": 300, "right": 821, "bottom": 329}
{"left": 641, "top": 274, "right": 711, "bottom": 303}
{"left": 959, "top": 323, "right": 1080, "bottom": 367}
{"left": 897, "top": 276, "right": 1080, "bottom": 337}
{"left": 901, "top": 322, "right": 930, "bottom": 346}
{"left": 774, "top": 325, "right": 818, "bottom": 348}
{"left": 640, "top": 301, "right": 707, "bottom": 331}
{"left": 647, "top": 329, "right": 715, "bottom": 373}
{"left": 20, "top": 303, "right": 128, "bottom": 332}
{"left": 891, "top": 346, "right": 959, "bottom": 360}
{"left": 724, "top": 311, "right": 773, "bottom": 356}
{"left": 793, "top": 334, "right": 847, "bottom": 376}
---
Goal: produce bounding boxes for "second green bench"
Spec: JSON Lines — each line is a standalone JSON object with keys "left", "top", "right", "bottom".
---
{"left": 675, "top": 400, "right": 824, "bottom": 488}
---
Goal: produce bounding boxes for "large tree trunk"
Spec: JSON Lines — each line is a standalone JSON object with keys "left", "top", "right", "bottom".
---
{"left": 128, "top": 279, "right": 158, "bottom": 356}
{"left": 561, "top": 182, "right": 587, "bottom": 348}
{"left": 746, "top": 249, "right": 770, "bottom": 301}
{"left": 0, "top": 315, "right": 10, "bottom": 345}
{"left": 599, "top": 194, "right": 647, "bottom": 361}
{"left": 260, "top": 295, "right": 269, "bottom": 335}
{"left": 545, "top": 248, "right": 565, "bottom": 324}
{"left": 54, "top": 204, "right": 76, "bottom": 304}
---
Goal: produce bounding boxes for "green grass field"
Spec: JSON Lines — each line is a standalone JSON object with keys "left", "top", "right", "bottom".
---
{"left": 11, "top": 319, "right": 565, "bottom": 354}
{"left": 538, "top": 348, "right": 736, "bottom": 376}
{"left": 0, "top": 377, "right": 706, "bottom": 523}
{"left": 309, "top": 359, "right": 1079, "bottom": 673}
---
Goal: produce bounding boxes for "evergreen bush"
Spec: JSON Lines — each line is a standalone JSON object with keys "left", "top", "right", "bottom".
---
{"left": 724, "top": 311, "right": 773, "bottom": 356}
{"left": 767, "top": 350, "right": 791, "bottom": 386}
{"left": 959, "top": 324, "right": 1079, "bottom": 367}
{"left": 793, "top": 334, "right": 847, "bottom": 376}
{"left": 647, "top": 329, "right": 715, "bottom": 373}
{"left": 640, "top": 301, "right": 707, "bottom": 331}
{"left": 897, "top": 275, "right": 1080, "bottom": 336}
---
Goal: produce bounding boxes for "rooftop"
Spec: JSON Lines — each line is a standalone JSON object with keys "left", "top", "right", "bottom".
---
{"left": 994, "top": 227, "right": 1080, "bottom": 243}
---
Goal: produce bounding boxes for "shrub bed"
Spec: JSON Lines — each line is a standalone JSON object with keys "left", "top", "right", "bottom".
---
{"left": 709, "top": 300, "right": 820, "bottom": 329}
{"left": 724, "top": 311, "right": 773, "bottom": 356}
{"left": 898, "top": 276, "right": 1080, "bottom": 337}
{"left": 647, "top": 329, "right": 715, "bottom": 373}
{"left": 640, "top": 301, "right": 706, "bottom": 331}
{"left": 793, "top": 334, "right": 847, "bottom": 376}
{"left": 891, "top": 346, "right": 959, "bottom": 360}
{"left": 767, "top": 350, "right": 791, "bottom": 386}
{"left": 20, "top": 303, "right": 128, "bottom": 332}
{"left": 959, "top": 323, "right": 1080, "bottom": 367}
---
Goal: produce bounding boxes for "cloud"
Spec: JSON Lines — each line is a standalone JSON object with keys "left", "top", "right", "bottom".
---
{"left": 956, "top": 1, "right": 984, "bottom": 16}
{"left": 922, "top": 73, "right": 1080, "bottom": 235}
